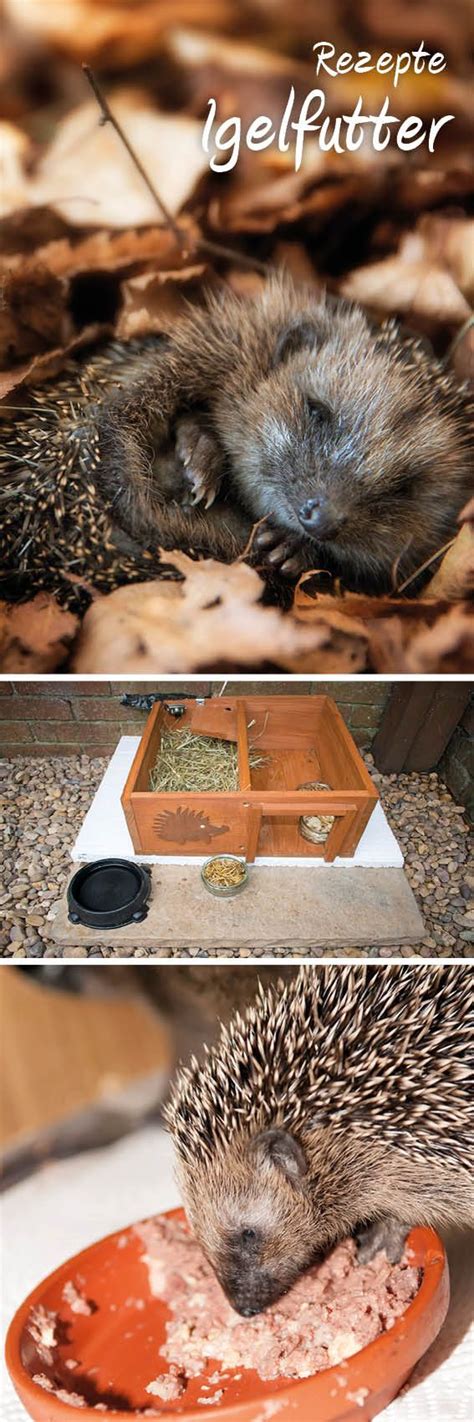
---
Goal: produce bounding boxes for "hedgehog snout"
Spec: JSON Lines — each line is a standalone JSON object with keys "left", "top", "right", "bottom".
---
{"left": 221, "top": 1266, "right": 288, "bottom": 1317}
{"left": 298, "top": 493, "right": 346, "bottom": 540}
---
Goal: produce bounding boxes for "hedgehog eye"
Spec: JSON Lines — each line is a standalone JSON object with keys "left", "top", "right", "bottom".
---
{"left": 306, "top": 397, "right": 332, "bottom": 427}
{"left": 393, "top": 470, "right": 416, "bottom": 494}
{"left": 241, "top": 1227, "right": 257, "bottom": 1245}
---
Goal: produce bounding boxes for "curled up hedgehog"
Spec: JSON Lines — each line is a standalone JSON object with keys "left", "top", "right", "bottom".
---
{"left": 165, "top": 965, "right": 473, "bottom": 1317}
{"left": 2, "top": 275, "right": 473, "bottom": 605}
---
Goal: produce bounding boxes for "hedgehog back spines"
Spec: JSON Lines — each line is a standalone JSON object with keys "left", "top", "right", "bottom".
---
{"left": 0, "top": 337, "right": 168, "bottom": 606}
{"left": 166, "top": 965, "right": 473, "bottom": 1175}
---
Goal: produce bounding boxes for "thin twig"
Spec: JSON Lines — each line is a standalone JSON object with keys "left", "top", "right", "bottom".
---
{"left": 395, "top": 536, "right": 456, "bottom": 595}
{"left": 237, "top": 516, "right": 270, "bottom": 563}
{"left": 390, "top": 535, "right": 414, "bottom": 593}
{"left": 444, "top": 313, "right": 474, "bottom": 365}
{"left": 82, "top": 64, "right": 269, "bottom": 276}
{"left": 83, "top": 64, "right": 183, "bottom": 244}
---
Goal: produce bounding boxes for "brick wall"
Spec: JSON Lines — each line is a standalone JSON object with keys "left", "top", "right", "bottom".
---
{"left": 0, "top": 681, "right": 390, "bottom": 757}
{"left": 440, "top": 698, "right": 474, "bottom": 825}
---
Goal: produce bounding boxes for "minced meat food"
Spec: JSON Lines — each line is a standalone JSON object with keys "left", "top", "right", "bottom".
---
{"left": 135, "top": 1215, "right": 420, "bottom": 1387}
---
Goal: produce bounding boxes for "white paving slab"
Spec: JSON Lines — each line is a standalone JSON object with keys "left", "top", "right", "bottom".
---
{"left": 72, "top": 736, "right": 403, "bottom": 868}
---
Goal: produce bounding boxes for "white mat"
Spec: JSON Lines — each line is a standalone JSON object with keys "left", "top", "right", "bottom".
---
{"left": 72, "top": 737, "right": 403, "bottom": 868}
{"left": 2, "top": 1126, "right": 472, "bottom": 1421}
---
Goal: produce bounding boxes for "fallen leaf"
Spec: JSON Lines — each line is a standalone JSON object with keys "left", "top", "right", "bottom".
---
{"left": 0, "top": 322, "right": 112, "bottom": 397}
{"left": 292, "top": 580, "right": 474, "bottom": 673}
{"left": 425, "top": 524, "right": 474, "bottom": 601}
{"left": 72, "top": 551, "right": 368, "bottom": 673}
{"left": 209, "top": 166, "right": 380, "bottom": 236}
{"left": 358, "top": 0, "right": 472, "bottom": 69}
{"left": 0, "top": 594, "right": 78, "bottom": 671}
{"left": 0, "top": 263, "right": 72, "bottom": 366}
{"left": 0, "top": 223, "right": 202, "bottom": 283}
{"left": 3, "top": 0, "right": 237, "bottom": 68}
{"left": 116, "top": 263, "right": 207, "bottom": 339}
{"left": 293, "top": 584, "right": 440, "bottom": 626}
{"left": 393, "top": 163, "right": 474, "bottom": 214}
{"left": 341, "top": 233, "right": 471, "bottom": 324}
{"left": 167, "top": 27, "right": 315, "bottom": 136}
{"left": 18, "top": 91, "right": 211, "bottom": 228}
{"left": 403, "top": 607, "right": 474, "bottom": 672}
{"left": 0, "top": 119, "right": 34, "bottom": 214}
{"left": 417, "top": 214, "right": 474, "bottom": 300}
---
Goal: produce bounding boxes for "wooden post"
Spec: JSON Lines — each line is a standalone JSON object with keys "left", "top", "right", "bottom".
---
{"left": 246, "top": 805, "right": 262, "bottom": 862}
{"left": 236, "top": 698, "right": 251, "bottom": 791}
{"left": 324, "top": 809, "right": 357, "bottom": 863}
{"left": 372, "top": 684, "right": 471, "bottom": 772}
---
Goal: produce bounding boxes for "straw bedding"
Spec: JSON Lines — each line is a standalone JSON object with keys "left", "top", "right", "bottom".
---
{"left": 149, "top": 726, "right": 266, "bottom": 794}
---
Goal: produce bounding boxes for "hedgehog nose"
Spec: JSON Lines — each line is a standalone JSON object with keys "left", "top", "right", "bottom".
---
{"left": 298, "top": 495, "right": 343, "bottom": 539}
{"left": 238, "top": 1304, "right": 260, "bottom": 1318}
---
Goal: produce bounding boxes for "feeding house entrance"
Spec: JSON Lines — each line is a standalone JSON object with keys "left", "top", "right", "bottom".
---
{"left": 121, "top": 696, "right": 378, "bottom": 861}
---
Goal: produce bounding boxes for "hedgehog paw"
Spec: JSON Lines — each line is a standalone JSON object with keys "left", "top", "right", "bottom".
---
{"left": 355, "top": 1218, "right": 409, "bottom": 1265}
{"left": 175, "top": 414, "right": 223, "bottom": 510}
{"left": 252, "top": 524, "right": 308, "bottom": 578}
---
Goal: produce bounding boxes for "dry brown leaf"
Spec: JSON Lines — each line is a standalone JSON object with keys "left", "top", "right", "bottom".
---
{"left": 3, "top": 0, "right": 236, "bottom": 68}
{"left": 72, "top": 551, "right": 368, "bottom": 673}
{"left": 393, "top": 163, "right": 474, "bottom": 214}
{"left": 0, "top": 224, "right": 207, "bottom": 370}
{"left": 341, "top": 233, "right": 471, "bottom": 325}
{"left": 402, "top": 607, "right": 474, "bottom": 672}
{"left": 168, "top": 27, "right": 312, "bottom": 84}
{"left": 116, "top": 263, "right": 207, "bottom": 340}
{"left": 292, "top": 580, "right": 474, "bottom": 673}
{"left": 0, "top": 120, "right": 34, "bottom": 215}
{"left": 293, "top": 585, "right": 439, "bottom": 627}
{"left": 0, "top": 594, "right": 78, "bottom": 672}
{"left": 425, "top": 524, "right": 474, "bottom": 601}
{"left": 359, "top": 0, "right": 473, "bottom": 69}
{"left": 0, "top": 322, "right": 112, "bottom": 398}
{"left": 0, "top": 264, "right": 73, "bottom": 366}
{"left": 0, "top": 224, "right": 201, "bottom": 283}
{"left": 17, "top": 91, "right": 210, "bottom": 229}
{"left": 417, "top": 214, "right": 474, "bottom": 300}
{"left": 167, "top": 27, "right": 315, "bottom": 135}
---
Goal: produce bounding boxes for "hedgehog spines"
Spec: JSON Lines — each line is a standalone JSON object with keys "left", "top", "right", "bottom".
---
{"left": 166, "top": 966, "right": 472, "bottom": 1175}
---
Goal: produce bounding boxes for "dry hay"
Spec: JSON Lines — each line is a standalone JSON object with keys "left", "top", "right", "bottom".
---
{"left": 150, "top": 725, "right": 266, "bottom": 793}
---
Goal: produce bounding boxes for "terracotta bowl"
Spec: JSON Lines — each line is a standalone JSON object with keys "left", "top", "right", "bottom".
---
{"left": 5, "top": 1208, "right": 449, "bottom": 1422}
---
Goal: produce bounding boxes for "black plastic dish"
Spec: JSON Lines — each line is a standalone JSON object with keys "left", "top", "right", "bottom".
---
{"left": 67, "top": 859, "right": 151, "bottom": 929}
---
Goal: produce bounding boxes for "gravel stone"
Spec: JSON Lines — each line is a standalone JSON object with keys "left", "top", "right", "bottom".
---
{"left": 0, "top": 753, "right": 471, "bottom": 959}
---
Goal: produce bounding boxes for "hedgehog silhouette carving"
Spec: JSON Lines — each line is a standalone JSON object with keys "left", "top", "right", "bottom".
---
{"left": 153, "top": 808, "right": 230, "bottom": 844}
{"left": 166, "top": 965, "right": 473, "bottom": 1316}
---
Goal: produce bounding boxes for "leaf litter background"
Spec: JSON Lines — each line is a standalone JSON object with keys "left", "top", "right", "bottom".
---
{"left": 0, "top": 0, "right": 473, "bottom": 672}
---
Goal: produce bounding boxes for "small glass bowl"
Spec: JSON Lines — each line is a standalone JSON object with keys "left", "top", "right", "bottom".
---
{"left": 201, "top": 854, "right": 249, "bottom": 897}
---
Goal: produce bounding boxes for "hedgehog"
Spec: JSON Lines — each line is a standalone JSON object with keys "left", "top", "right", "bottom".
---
{"left": 0, "top": 334, "right": 249, "bottom": 607}
{"left": 1, "top": 274, "right": 472, "bottom": 605}
{"left": 165, "top": 964, "right": 473, "bottom": 1317}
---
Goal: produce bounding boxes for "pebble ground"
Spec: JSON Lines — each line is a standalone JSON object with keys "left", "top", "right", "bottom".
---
{"left": 0, "top": 754, "right": 472, "bottom": 959}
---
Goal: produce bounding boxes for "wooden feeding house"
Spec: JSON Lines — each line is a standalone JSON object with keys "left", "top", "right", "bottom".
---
{"left": 122, "top": 696, "right": 378, "bottom": 861}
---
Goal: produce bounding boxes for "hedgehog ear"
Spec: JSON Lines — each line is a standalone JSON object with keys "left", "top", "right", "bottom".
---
{"left": 250, "top": 1128, "right": 308, "bottom": 1186}
{"left": 272, "top": 318, "right": 320, "bottom": 368}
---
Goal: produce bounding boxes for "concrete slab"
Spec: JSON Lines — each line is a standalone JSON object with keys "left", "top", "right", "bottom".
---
{"left": 49, "top": 863, "right": 424, "bottom": 952}
{"left": 72, "top": 737, "right": 404, "bottom": 869}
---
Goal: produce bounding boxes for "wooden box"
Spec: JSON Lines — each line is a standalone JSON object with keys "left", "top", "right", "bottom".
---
{"left": 121, "top": 696, "right": 378, "bottom": 862}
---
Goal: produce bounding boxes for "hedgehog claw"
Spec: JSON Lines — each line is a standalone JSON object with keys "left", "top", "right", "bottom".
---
{"left": 253, "top": 527, "right": 278, "bottom": 549}
{"left": 253, "top": 525, "right": 307, "bottom": 578}
{"left": 355, "top": 1218, "right": 409, "bottom": 1265}
{"left": 175, "top": 414, "right": 222, "bottom": 511}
